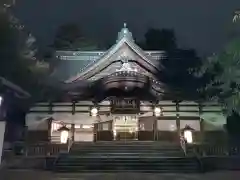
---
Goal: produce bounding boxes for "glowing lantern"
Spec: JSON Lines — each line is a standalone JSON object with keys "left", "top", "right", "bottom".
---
{"left": 58, "top": 126, "right": 70, "bottom": 144}
{"left": 90, "top": 107, "right": 98, "bottom": 117}
{"left": 154, "top": 107, "right": 161, "bottom": 117}
{"left": 182, "top": 125, "right": 195, "bottom": 144}
{"left": 0, "top": 96, "right": 3, "bottom": 107}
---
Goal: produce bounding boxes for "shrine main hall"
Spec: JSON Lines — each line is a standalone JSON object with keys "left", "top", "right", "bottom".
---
{"left": 26, "top": 24, "right": 226, "bottom": 144}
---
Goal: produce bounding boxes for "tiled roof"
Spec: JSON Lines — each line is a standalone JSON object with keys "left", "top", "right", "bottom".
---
{"left": 51, "top": 60, "right": 91, "bottom": 81}
{"left": 53, "top": 51, "right": 165, "bottom": 82}
{"left": 52, "top": 24, "right": 166, "bottom": 82}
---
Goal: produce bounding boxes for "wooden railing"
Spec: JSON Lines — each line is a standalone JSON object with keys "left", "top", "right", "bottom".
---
{"left": 190, "top": 144, "right": 240, "bottom": 157}
{"left": 67, "top": 138, "right": 73, "bottom": 152}
{"left": 180, "top": 135, "right": 187, "bottom": 156}
{"left": 26, "top": 142, "right": 67, "bottom": 157}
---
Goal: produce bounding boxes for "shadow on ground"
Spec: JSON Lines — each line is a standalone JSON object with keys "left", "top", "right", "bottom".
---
{"left": 1, "top": 170, "right": 240, "bottom": 180}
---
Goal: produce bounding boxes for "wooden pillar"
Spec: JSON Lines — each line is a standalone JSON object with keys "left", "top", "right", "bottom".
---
{"left": 71, "top": 102, "right": 76, "bottom": 141}
{"left": 152, "top": 101, "right": 158, "bottom": 141}
{"left": 176, "top": 101, "right": 180, "bottom": 137}
{"left": 47, "top": 118, "right": 52, "bottom": 142}
{"left": 153, "top": 117, "right": 157, "bottom": 141}
{"left": 48, "top": 102, "right": 53, "bottom": 142}
{"left": 71, "top": 124, "right": 75, "bottom": 141}
{"left": 200, "top": 118, "right": 204, "bottom": 143}
{"left": 199, "top": 103, "right": 204, "bottom": 143}
{"left": 0, "top": 121, "right": 6, "bottom": 164}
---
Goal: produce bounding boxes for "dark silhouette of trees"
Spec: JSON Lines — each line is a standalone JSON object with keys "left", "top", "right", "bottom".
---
{"left": 0, "top": 6, "right": 57, "bottom": 103}
{"left": 52, "top": 23, "right": 99, "bottom": 51}
{"left": 143, "top": 28, "right": 177, "bottom": 51}
{"left": 139, "top": 28, "right": 205, "bottom": 99}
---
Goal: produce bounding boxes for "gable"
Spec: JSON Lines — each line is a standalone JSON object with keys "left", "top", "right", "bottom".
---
{"left": 88, "top": 44, "right": 160, "bottom": 81}
{"left": 66, "top": 39, "right": 162, "bottom": 82}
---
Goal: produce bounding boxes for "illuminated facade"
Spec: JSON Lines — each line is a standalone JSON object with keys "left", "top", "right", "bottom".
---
{"left": 25, "top": 24, "right": 226, "bottom": 144}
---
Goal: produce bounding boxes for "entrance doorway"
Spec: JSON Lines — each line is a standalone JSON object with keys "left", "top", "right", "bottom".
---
{"left": 113, "top": 115, "right": 138, "bottom": 140}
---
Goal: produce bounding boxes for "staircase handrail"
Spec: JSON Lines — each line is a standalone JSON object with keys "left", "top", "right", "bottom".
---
{"left": 67, "top": 138, "right": 73, "bottom": 153}
{"left": 180, "top": 135, "right": 187, "bottom": 156}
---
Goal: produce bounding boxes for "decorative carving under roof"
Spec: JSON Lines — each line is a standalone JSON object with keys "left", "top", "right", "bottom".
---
{"left": 117, "top": 23, "right": 134, "bottom": 43}
{"left": 116, "top": 61, "right": 137, "bottom": 72}
{"left": 116, "top": 53, "right": 137, "bottom": 72}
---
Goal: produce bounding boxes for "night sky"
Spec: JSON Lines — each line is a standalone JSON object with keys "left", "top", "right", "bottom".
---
{"left": 14, "top": 0, "right": 240, "bottom": 56}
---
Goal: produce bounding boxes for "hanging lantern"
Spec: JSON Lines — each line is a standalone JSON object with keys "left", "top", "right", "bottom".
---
{"left": 182, "top": 125, "right": 195, "bottom": 144}
{"left": 154, "top": 107, "right": 161, "bottom": 117}
{"left": 58, "top": 125, "right": 70, "bottom": 144}
{"left": 90, "top": 107, "right": 98, "bottom": 117}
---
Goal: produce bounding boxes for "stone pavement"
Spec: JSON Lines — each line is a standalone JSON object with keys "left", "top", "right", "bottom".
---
{"left": 1, "top": 170, "right": 240, "bottom": 180}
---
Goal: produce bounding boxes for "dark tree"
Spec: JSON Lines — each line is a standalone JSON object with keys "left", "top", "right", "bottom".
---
{"left": 141, "top": 28, "right": 177, "bottom": 51}
{"left": 161, "top": 49, "right": 204, "bottom": 99}
{"left": 0, "top": 7, "right": 57, "bottom": 104}
{"left": 140, "top": 28, "right": 204, "bottom": 99}
{"left": 52, "top": 23, "right": 99, "bottom": 50}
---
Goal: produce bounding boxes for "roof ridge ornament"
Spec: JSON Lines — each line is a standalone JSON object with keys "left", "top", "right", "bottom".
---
{"left": 116, "top": 23, "right": 134, "bottom": 43}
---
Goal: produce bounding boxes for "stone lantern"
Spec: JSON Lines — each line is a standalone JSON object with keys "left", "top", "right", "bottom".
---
{"left": 182, "top": 125, "right": 195, "bottom": 144}
{"left": 58, "top": 125, "right": 70, "bottom": 144}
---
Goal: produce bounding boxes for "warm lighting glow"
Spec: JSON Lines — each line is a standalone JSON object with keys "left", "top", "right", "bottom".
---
{"left": 75, "top": 124, "right": 81, "bottom": 129}
{"left": 0, "top": 96, "right": 3, "bottom": 106}
{"left": 90, "top": 107, "right": 98, "bottom": 117}
{"left": 60, "top": 130, "right": 69, "bottom": 144}
{"left": 170, "top": 124, "right": 176, "bottom": 131}
{"left": 82, "top": 125, "right": 92, "bottom": 129}
{"left": 154, "top": 107, "right": 161, "bottom": 117}
{"left": 113, "top": 130, "right": 117, "bottom": 136}
{"left": 184, "top": 130, "right": 193, "bottom": 144}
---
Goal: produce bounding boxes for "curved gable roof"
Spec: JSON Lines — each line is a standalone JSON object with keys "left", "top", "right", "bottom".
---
{"left": 65, "top": 27, "right": 162, "bottom": 83}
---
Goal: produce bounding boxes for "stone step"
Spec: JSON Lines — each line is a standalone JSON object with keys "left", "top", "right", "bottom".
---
{"left": 71, "top": 143, "right": 180, "bottom": 147}
{"left": 71, "top": 142, "right": 180, "bottom": 148}
{"left": 70, "top": 149, "right": 183, "bottom": 153}
{"left": 70, "top": 146, "right": 182, "bottom": 151}
{"left": 54, "top": 157, "right": 200, "bottom": 173}
{"left": 57, "top": 160, "right": 196, "bottom": 166}
{"left": 53, "top": 142, "right": 197, "bottom": 173}
{"left": 58, "top": 156, "right": 194, "bottom": 161}
{"left": 73, "top": 152, "right": 183, "bottom": 155}
{"left": 70, "top": 151, "right": 183, "bottom": 155}
{"left": 70, "top": 147, "right": 181, "bottom": 150}
{"left": 69, "top": 153, "right": 185, "bottom": 158}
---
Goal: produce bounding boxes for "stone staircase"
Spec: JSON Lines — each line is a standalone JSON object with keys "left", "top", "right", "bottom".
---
{"left": 54, "top": 141, "right": 202, "bottom": 173}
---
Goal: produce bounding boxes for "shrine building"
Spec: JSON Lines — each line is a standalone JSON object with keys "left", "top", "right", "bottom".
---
{"left": 25, "top": 24, "right": 226, "bottom": 144}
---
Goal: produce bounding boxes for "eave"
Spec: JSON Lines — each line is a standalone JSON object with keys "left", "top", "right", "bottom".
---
{"left": 65, "top": 37, "right": 162, "bottom": 83}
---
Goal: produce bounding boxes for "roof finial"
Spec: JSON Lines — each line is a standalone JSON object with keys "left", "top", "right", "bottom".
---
{"left": 116, "top": 22, "right": 134, "bottom": 42}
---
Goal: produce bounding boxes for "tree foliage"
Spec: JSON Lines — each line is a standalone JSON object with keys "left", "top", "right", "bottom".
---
{"left": 140, "top": 28, "right": 204, "bottom": 99}
{"left": 0, "top": 8, "right": 53, "bottom": 102}
{"left": 52, "top": 23, "right": 99, "bottom": 50}
{"left": 196, "top": 38, "right": 240, "bottom": 115}
{"left": 139, "top": 28, "right": 177, "bottom": 51}
{"left": 233, "top": 9, "right": 240, "bottom": 23}
{"left": 162, "top": 49, "right": 204, "bottom": 99}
